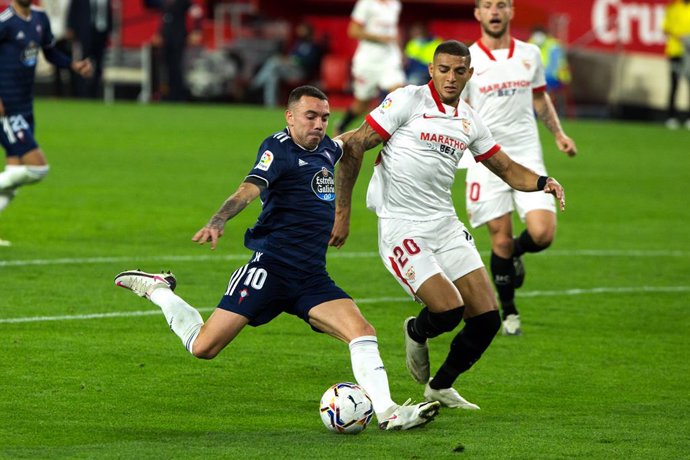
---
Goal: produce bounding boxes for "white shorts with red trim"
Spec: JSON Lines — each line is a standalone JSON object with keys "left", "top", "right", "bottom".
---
{"left": 465, "top": 160, "right": 556, "bottom": 228}
{"left": 377, "top": 215, "right": 485, "bottom": 299}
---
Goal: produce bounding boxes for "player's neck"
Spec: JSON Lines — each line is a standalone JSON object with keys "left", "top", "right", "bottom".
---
{"left": 11, "top": 2, "right": 31, "bottom": 19}
{"left": 443, "top": 97, "right": 460, "bottom": 109}
{"left": 479, "top": 33, "right": 512, "bottom": 51}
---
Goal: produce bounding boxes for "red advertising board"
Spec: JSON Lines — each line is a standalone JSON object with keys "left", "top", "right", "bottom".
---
{"left": 521, "top": 0, "right": 669, "bottom": 54}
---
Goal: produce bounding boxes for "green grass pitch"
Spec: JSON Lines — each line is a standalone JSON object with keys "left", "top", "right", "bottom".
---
{"left": 0, "top": 99, "right": 688, "bottom": 459}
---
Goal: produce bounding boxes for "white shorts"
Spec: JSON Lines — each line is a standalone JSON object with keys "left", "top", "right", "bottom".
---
{"left": 352, "top": 56, "right": 405, "bottom": 101}
{"left": 377, "top": 215, "right": 485, "bottom": 299}
{"left": 465, "top": 161, "right": 556, "bottom": 228}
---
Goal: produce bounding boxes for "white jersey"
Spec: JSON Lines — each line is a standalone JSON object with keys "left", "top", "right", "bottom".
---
{"left": 464, "top": 38, "right": 545, "bottom": 161}
{"left": 351, "top": 0, "right": 402, "bottom": 68}
{"left": 365, "top": 82, "right": 500, "bottom": 221}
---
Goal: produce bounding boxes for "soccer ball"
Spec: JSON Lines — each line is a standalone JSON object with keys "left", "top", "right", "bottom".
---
{"left": 319, "top": 382, "right": 374, "bottom": 434}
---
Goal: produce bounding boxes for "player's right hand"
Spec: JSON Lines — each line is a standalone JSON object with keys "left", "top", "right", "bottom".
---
{"left": 329, "top": 213, "right": 350, "bottom": 249}
{"left": 192, "top": 226, "right": 224, "bottom": 250}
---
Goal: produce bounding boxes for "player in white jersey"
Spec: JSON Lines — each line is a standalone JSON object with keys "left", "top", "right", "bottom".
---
{"left": 334, "top": 0, "right": 405, "bottom": 135}
{"left": 331, "top": 41, "right": 566, "bottom": 409}
{"left": 463, "top": 0, "right": 577, "bottom": 336}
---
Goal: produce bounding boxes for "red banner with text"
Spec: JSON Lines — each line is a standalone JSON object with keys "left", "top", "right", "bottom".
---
{"left": 522, "top": 0, "right": 669, "bottom": 54}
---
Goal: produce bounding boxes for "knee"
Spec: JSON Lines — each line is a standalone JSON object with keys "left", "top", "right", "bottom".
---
{"left": 356, "top": 322, "right": 376, "bottom": 338}
{"left": 191, "top": 343, "right": 219, "bottom": 360}
{"left": 492, "top": 235, "right": 514, "bottom": 257}
{"left": 529, "top": 227, "right": 555, "bottom": 248}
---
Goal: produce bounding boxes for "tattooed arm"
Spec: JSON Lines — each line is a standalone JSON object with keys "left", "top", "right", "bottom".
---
{"left": 329, "top": 124, "right": 385, "bottom": 248}
{"left": 192, "top": 181, "right": 264, "bottom": 250}
{"left": 532, "top": 91, "right": 577, "bottom": 157}
{"left": 482, "top": 150, "right": 566, "bottom": 211}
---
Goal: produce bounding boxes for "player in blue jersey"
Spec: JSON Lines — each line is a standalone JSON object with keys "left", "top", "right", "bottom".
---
{"left": 0, "top": 0, "right": 92, "bottom": 246}
{"left": 114, "top": 86, "right": 440, "bottom": 431}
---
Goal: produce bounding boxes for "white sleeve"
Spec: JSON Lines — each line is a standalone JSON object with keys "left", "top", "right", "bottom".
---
{"left": 365, "top": 87, "right": 416, "bottom": 141}
{"left": 530, "top": 45, "right": 547, "bottom": 89}
{"left": 468, "top": 108, "right": 500, "bottom": 162}
{"left": 351, "top": 0, "right": 369, "bottom": 24}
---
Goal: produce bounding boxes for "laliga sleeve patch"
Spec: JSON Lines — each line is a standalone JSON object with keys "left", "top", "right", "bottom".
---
{"left": 256, "top": 150, "right": 274, "bottom": 171}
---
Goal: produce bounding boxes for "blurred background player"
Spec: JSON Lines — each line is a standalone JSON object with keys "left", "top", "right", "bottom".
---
{"left": 404, "top": 22, "right": 442, "bottom": 86}
{"left": 463, "top": 0, "right": 577, "bottom": 335}
{"left": 114, "top": 86, "right": 440, "bottom": 431}
{"left": 662, "top": 0, "right": 690, "bottom": 130}
{"left": 148, "top": 0, "right": 203, "bottom": 102}
{"left": 334, "top": 0, "right": 405, "bottom": 135}
{"left": 0, "top": 0, "right": 92, "bottom": 246}
{"left": 250, "top": 22, "right": 323, "bottom": 107}
{"left": 40, "top": 0, "right": 72, "bottom": 97}
{"left": 67, "top": 0, "right": 113, "bottom": 99}
{"left": 528, "top": 24, "right": 571, "bottom": 116}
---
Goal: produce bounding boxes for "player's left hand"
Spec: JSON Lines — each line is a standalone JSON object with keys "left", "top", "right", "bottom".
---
{"left": 544, "top": 177, "right": 566, "bottom": 211}
{"left": 72, "top": 59, "right": 93, "bottom": 78}
{"left": 556, "top": 132, "right": 577, "bottom": 157}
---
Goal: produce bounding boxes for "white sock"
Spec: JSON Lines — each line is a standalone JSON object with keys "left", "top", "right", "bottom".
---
{"left": 349, "top": 335, "right": 397, "bottom": 421}
{"left": 149, "top": 288, "right": 203, "bottom": 354}
{"left": 0, "top": 164, "right": 49, "bottom": 189}
{"left": 0, "top": 188, "right": 16, "bottom": 212}
{"left": 0, "top": 165, "right": 26, "bottom": 189}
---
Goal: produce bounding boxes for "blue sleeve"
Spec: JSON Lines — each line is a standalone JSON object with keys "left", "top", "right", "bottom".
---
{"left": 330, "top": 138, "right": 344, "bottom": 164}
{"left": 245, "top": 137, "right": 287, "bottom": 189}
{"left": 40, "top": 13, "right": 71, "bottom": 68}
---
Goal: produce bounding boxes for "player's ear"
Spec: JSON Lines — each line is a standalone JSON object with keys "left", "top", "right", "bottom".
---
{"left": 428, "top": 63, "right": 433, "bottom": 77}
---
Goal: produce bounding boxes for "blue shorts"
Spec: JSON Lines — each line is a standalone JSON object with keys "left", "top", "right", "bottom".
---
{"left": 217, "top": 252, "right": 351, "bottom": 329}
{"left": 1, "top": 113, "right": 38, "bottom": 157}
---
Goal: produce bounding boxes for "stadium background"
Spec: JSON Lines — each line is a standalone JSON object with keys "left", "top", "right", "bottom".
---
{"left": 7, "top": 0, "right": 688, "bottom": 119}
{"left": 0, "top": 0, "right": 689, "bottom": 458}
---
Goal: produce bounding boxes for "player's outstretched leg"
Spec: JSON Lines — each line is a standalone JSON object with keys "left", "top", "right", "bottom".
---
{"left": 114, "top": 269, "right": 203, "bottom": 353}
{"left": 378, "top": 399, "right": 441, "bottom": 431}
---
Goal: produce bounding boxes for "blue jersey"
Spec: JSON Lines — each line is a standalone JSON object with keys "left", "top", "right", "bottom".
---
{"left": 0, "top": 6, "right": 70, "bottom": 116}
{"left": 244, "top": 128, "right": 343, "bottom": 274}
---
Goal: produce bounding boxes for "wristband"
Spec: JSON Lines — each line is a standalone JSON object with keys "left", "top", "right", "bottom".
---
{"left": 537, "top": 176, "right": 549, "bottom": 191}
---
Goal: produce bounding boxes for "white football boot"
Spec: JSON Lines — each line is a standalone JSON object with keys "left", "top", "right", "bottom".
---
{"left": 403, "top": 317, "right": 430, "bottom": 384}
{"left": 114, "top": 269, "right": 176, "bottom": 299}
{"left": 502, "top": 314, "right": 522, "bottom": 336}
{"left": 378, "top": 399, "right": 441, "bottom": 431}
{"left": 424, "top": 380, "right": 480, "bottom": 410}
